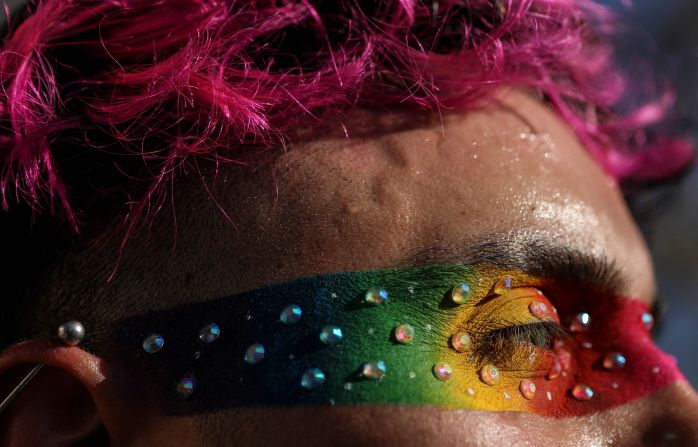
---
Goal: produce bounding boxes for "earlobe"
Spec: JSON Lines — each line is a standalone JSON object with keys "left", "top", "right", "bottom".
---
{"left": 0, "top": 339, "right": 108, "bottom": 447}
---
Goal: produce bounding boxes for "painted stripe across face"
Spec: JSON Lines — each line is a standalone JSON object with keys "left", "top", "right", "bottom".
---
{"left": 119, "top": 264, "right": 684, "bottom": 417}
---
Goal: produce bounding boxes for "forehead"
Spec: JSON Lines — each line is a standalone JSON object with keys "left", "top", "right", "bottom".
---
{"left": 239, "top": 91, "right": 653, "bottom": 299}
{"left": 41, "top": 91, "right": 654, "bottom": 329}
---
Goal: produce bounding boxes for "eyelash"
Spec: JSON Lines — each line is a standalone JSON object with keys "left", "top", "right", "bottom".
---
{"left": 473, "top": 321, "right": 569, "bottom": 372}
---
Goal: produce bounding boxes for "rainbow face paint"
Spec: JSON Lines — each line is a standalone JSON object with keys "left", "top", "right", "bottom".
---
{"left": 115, "top": 264, "right": 684, "bottom": 417}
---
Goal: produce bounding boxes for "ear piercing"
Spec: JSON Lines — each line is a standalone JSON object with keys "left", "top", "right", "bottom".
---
{"left": 0, "top": 320, "right": 85, "bottom": 415}
{"left": 57, "top": 320, "right": 85, "bottom": 346}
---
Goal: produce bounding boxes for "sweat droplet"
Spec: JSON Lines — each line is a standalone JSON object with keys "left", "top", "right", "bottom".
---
{"left": 394, "top": 324, "right": 415, "bottom": 344}
{"left": 480, "top": 364, "right": 500, "bottom": 385}
{"left": 362, "top": 360, "right": 386, "bottom": 381}
{"left": 177, "top": 376, "right": 196, "bottom": 398}
{"left": 280, "top": 304, "right": 302, "bottom": 324}
{"left": 450, "top": 332, "right": 472, "bottom": 353}
{"left": 199, "top": 323, "right": 221, "bottom": 343}
{"left": 365, "top": 287, "right": 389, "bottom": 305}
{"left": 602, "top": 352, "right": 626, "bottom": 370}
{"left": 570, "top": 312, "right": 591, "bottom": 332}
{"left": 432, "top": 363, "right": 453, "bottom": 381}
{"left": 451, "top": 283, "right": 472, "bottom": 304}
{"left": 571, "top": 384, "right": 594, "bottom": 401}
{"left": 142, "top": 334, "right": 164, "bottom": 353}
{"left": 300, "top": 368, "right": 326, "bottom": 389}
{"left": 319, "top": 325, "right": 343, "bottom": 345}
{"left": 244, "top": 343, "right": 265, "bottom": 364}
{"left": 519, "top": 379, "right": 536, "bottom": 399}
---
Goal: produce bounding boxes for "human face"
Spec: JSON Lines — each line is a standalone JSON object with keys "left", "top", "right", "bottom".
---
{"left": 9, "top": 90, "right": 695, "bottom": 446}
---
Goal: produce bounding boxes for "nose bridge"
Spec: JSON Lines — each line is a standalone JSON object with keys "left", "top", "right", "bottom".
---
{"left": 639, "top": 382, "right": 698, "bottom": 446}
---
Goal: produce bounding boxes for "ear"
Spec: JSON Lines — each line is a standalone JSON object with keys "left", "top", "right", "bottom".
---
{"left": 0, "top": 339, "right": 108, "bottom": 447}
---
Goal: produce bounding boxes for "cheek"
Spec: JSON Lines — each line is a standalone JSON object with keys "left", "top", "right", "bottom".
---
{"left": 528, "top": 299, "right": 684, "bottom": 417}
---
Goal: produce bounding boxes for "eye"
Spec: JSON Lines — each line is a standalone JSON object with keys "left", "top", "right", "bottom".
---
{"left": 461, "top": 285, "right": 568, "bottom": 374}
{"left": 473, "top": 320, "right": 568, "bottom": 372}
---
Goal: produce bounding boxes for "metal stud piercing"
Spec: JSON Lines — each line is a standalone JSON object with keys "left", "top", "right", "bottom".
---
{"left": 57, "top": 320, "right": 86, "bottom": 346}
{"left": 0, "top": 321, "right": 86, "bottom": 414}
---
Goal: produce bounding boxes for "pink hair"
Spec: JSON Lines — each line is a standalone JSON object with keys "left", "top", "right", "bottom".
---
{"left": 0, "top": 0, "right": 693, "bottom": 232}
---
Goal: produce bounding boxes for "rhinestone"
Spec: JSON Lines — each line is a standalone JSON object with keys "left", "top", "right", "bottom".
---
{"left": 432, "top": 363, "right": 453, "bottom": 381}
{"left": 641, "top": 312, "right": 654, "bottom": 330}
{"left": 494, "top": 276, "right": 513, "bottom": 294}
{"left": 571, "top": 384, "right": 594, "bottom": 401}
{"left": 199, "top": 323, "right": 221, "bottom": 343}
{"left": 651, "top": 366, "right": 661, "bottom": 374}
{"left": 176, "top": 376, "right": 196, "bottom": 398}
{"left": 394, "top": 324, "right": 416, "bottom": 344}
{"left": 451, "top": 283, "right": 472, "bottom": 304}
{"left": 546, "top": 391, "right": 553, "bottom": 400}
{"left": 280, "top": 304, "right": 302, "bottom": 324}
{"left": 362, "top": 360, "right": 386, "bottom": 381}
{"left": 557, "top": 349, "right": 572, "bottom": 370}
{"left": 344, "top": 382, "right": 353, "bottom": 390}
{"left": 142, "top": 334, "right": 165, "bottom": 353}
{"left": 467, "top": 387, "right": 476, "bottom": 396}
{"left": 450, "top": 332, "right": 473, "bottom": 353}
{"left": 528, "top": 300, "right": 549, "bottom": 319}
{"left": 547, "top": 360, "right": 562, "bottom": 379}
{"left": 319, "top": 325, "right": 343, "bottom": 345}
{"left": 612, "top": 382, "right": 619, "bottom": 389}
{"left": 570, "top": 312, "right": 591, "bottom": 332}
{"left": 519, "top": 379, "right": 536, "bottom": 399}
{"left": 503, "top": 392, "right": 511, "bottom": 399}
{"left": 244, "top": 343, "right": 265, "bottom": 364}
{"left": 365, "top": 287, "right": 389, "bottom": 305}
{"left": 602, "top": 352, "right": 626, "bottom": 370}
{"left": 409, "top": 371, "right": 417, "bottom": 379}
{"left": 300, "top": 368, "right": 326, "bottom": 389}
{"left": 581, "top": 341, "right": 593, "bottom": 349}
{"left": 480, "top": 364, "right": 500, "bottom": 385}
{"left": 57, "top": 321, "right": 85, "bottom": 346}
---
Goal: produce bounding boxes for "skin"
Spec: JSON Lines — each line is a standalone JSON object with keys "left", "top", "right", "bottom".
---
{"left": 1, "top": 90, "right": 697, "bottom": 446}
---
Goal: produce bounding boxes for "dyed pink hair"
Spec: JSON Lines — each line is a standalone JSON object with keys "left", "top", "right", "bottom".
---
{"left": 0, "top": 0, "right": 694, "bottom": 232}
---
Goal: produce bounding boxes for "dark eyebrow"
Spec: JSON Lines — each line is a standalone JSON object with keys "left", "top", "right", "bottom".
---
{"left": 406, "top": 233, "right": 626, "bottom": 296}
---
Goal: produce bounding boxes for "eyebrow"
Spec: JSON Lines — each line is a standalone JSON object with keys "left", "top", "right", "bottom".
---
{"left": 407, "top": 233, "right": 627, "bottom": 297}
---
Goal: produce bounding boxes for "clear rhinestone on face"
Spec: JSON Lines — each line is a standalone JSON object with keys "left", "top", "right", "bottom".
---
{"left": 300, "top": 368, "right": 326, "bottom": 389}
{"left": 199, "top": 323, "right": 221, "bottom": 343}
{"left": 432, "top": 363, "right": 453, "bottom": 381}
{"left": 571, "top": 384, "right": 594, "bottom": 401}
{"left": 362, "top": 360, "right": 387, "bottom": 381}
{"left": 394, "top": 324, "right": 416, "bottom": 344}
{"left": 480, "top": 364, "right": 500, "bottom": 385}
{"left": 177, "top": 376, "right": 196, "bottom": 398}
{"left": 319, "top": 325, "right": 343, "bottom": 345}
{"left": 451, "top": 283, "right": 472, "bottom": 304}
{"left": 280, "top": 304, "right": 303, "bottom": 324}
{"left": 365, "top": 287, "right": 389, "bottom": 305}
{"left": 569, "top": 312, "right": 591, "bottom": 332}
{"left": 450, "top": 332, "right": 472, "bottom": 353}
{"left": 519, "top": 379, "right": 536, "bottom": 399}
{"left": 494, "top": 277, "right": 513, "bottom": 294}
{"left": 641, "top": 312, "right": 654, "bottom": 330}
{"left": 602, "top": 352, "right": 627, "bottom": 370}
{"left": 142, "top": 334, "right": 165, "bottom": 353}
{"left": 244, "top": 343, "right": 265, "bottom": 364}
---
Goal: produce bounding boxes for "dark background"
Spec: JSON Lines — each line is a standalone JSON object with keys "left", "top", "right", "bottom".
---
{"left": 609, "top": 0, "right": 698, "bottom": 386}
